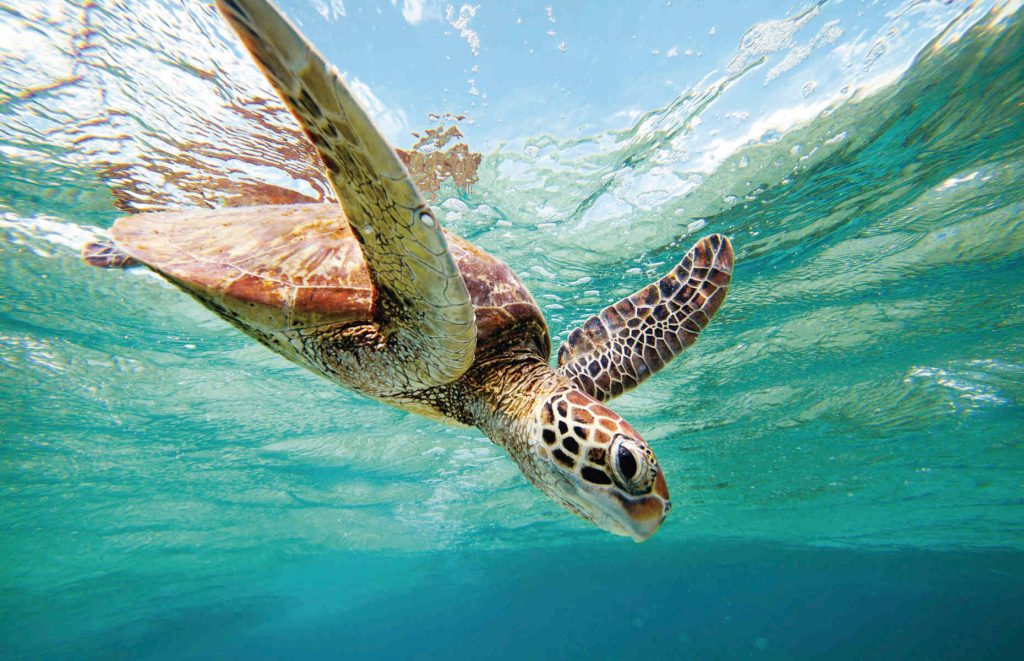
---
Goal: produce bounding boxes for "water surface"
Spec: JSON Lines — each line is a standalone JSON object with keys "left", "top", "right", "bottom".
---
{"left": 2, "top": 0, "right": 1023, "bottom": 657}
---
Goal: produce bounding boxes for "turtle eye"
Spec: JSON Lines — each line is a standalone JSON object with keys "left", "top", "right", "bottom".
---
{"left": 617, "top": 444, "right": 638, "bottom": 480}
{"left": 610, "top": 435, "right": 654, "bottom": 495}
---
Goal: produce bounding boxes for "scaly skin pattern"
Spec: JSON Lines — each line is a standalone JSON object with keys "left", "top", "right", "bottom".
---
{"left": 81, "top": 239, "right": 139, "bottom": 268}
{"left": 417, "top": 346, "right": 670, "bottom": 536}
{"left": 217, "top": 0, "right": 477, "bottom": 390}
{"left": 81, "top": 0, "right": 732, "bottom": 539}
{"left": 558, "top": 234, "right": 734, "bottom": 401}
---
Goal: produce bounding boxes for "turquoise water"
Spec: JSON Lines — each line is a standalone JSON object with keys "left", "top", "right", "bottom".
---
{"left": 3, "top": 0, "right": 1024, "bottom": 658}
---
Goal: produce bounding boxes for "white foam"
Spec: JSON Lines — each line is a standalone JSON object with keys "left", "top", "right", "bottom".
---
{"left": 0, "top": 212, "right": 104, "bottom": 257}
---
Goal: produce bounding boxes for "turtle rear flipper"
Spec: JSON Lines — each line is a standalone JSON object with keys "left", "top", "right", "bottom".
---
{"left": 82, "top": 240, "right": 139, "bottom": 268}
{"left": 557, "top": 234, "right": 733, "bottom": 402}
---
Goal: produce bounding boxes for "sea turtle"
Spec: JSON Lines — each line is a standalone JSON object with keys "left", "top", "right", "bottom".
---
{"left": 83, "top": 0, "right": 734, "bottom": 541}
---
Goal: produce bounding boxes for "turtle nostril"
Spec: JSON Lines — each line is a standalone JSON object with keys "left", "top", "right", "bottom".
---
{"left": 653, "top": 466, "right": 670, "bottom": 501}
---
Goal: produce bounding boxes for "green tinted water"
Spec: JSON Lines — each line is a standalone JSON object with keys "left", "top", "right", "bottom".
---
{"left": 2, "top": 1, "right": 1023, "bottom": 657}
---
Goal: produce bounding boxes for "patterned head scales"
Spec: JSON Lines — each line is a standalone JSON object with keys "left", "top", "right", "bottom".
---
{"left": 530, "top": 388, "right": 670, "bottom": 541}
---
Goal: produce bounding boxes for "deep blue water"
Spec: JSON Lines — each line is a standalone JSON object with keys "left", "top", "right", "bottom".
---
{"left": 5, "top": 542, "right": 1024, "bottom": 659}
{"left": 2, "top": 0, "right": 1024, "bottom": 658}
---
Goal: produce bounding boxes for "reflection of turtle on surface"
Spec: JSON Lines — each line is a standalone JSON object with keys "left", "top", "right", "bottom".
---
{"left": 396, "top": 115, "right": 481, "bottom": 197}
{"left": 83, "top": 0, "right": 733, "bottom": 541}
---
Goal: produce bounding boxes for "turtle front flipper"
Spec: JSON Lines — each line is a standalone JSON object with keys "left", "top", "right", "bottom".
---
{"left": 557, "top": 235, "right": 733, "bottom": 402}
{"left": 216, "top": 0, "right": 476, "bottom": 389}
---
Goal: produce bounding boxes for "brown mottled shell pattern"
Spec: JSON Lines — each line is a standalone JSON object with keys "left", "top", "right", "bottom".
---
{"left": 75, "top": 0, "right": 735, "bottom": 541}
{"left": 110, "top": 202, "right": 548, "bottom": 350}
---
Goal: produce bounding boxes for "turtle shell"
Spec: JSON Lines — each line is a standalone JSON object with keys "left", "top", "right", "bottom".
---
{"left": 110, "top": 202, "right": 550, "bottom": 358}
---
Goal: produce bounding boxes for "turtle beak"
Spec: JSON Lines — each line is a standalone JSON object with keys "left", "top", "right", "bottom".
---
{"left": 598, "top": 468, "right": 671, "bottom": 542}
{"left": 547, "top": 451, "right": 671, "bottom": 541}
{"left": 620, "top": 468, "right": 671, "bottom": 542}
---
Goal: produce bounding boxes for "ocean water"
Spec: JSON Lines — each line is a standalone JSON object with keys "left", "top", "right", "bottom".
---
{"left": 2, "top": 0, "right": 1024, "bottom": 658}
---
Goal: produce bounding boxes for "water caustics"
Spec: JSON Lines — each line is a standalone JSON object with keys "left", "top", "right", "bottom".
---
{"left": 2, "top": 0, "right": 1023, "bottom": 586}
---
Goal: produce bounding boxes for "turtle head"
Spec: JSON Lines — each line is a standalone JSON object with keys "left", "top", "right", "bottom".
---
{"left": 524, "top": 388, "right": 670, "bottom": 541}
